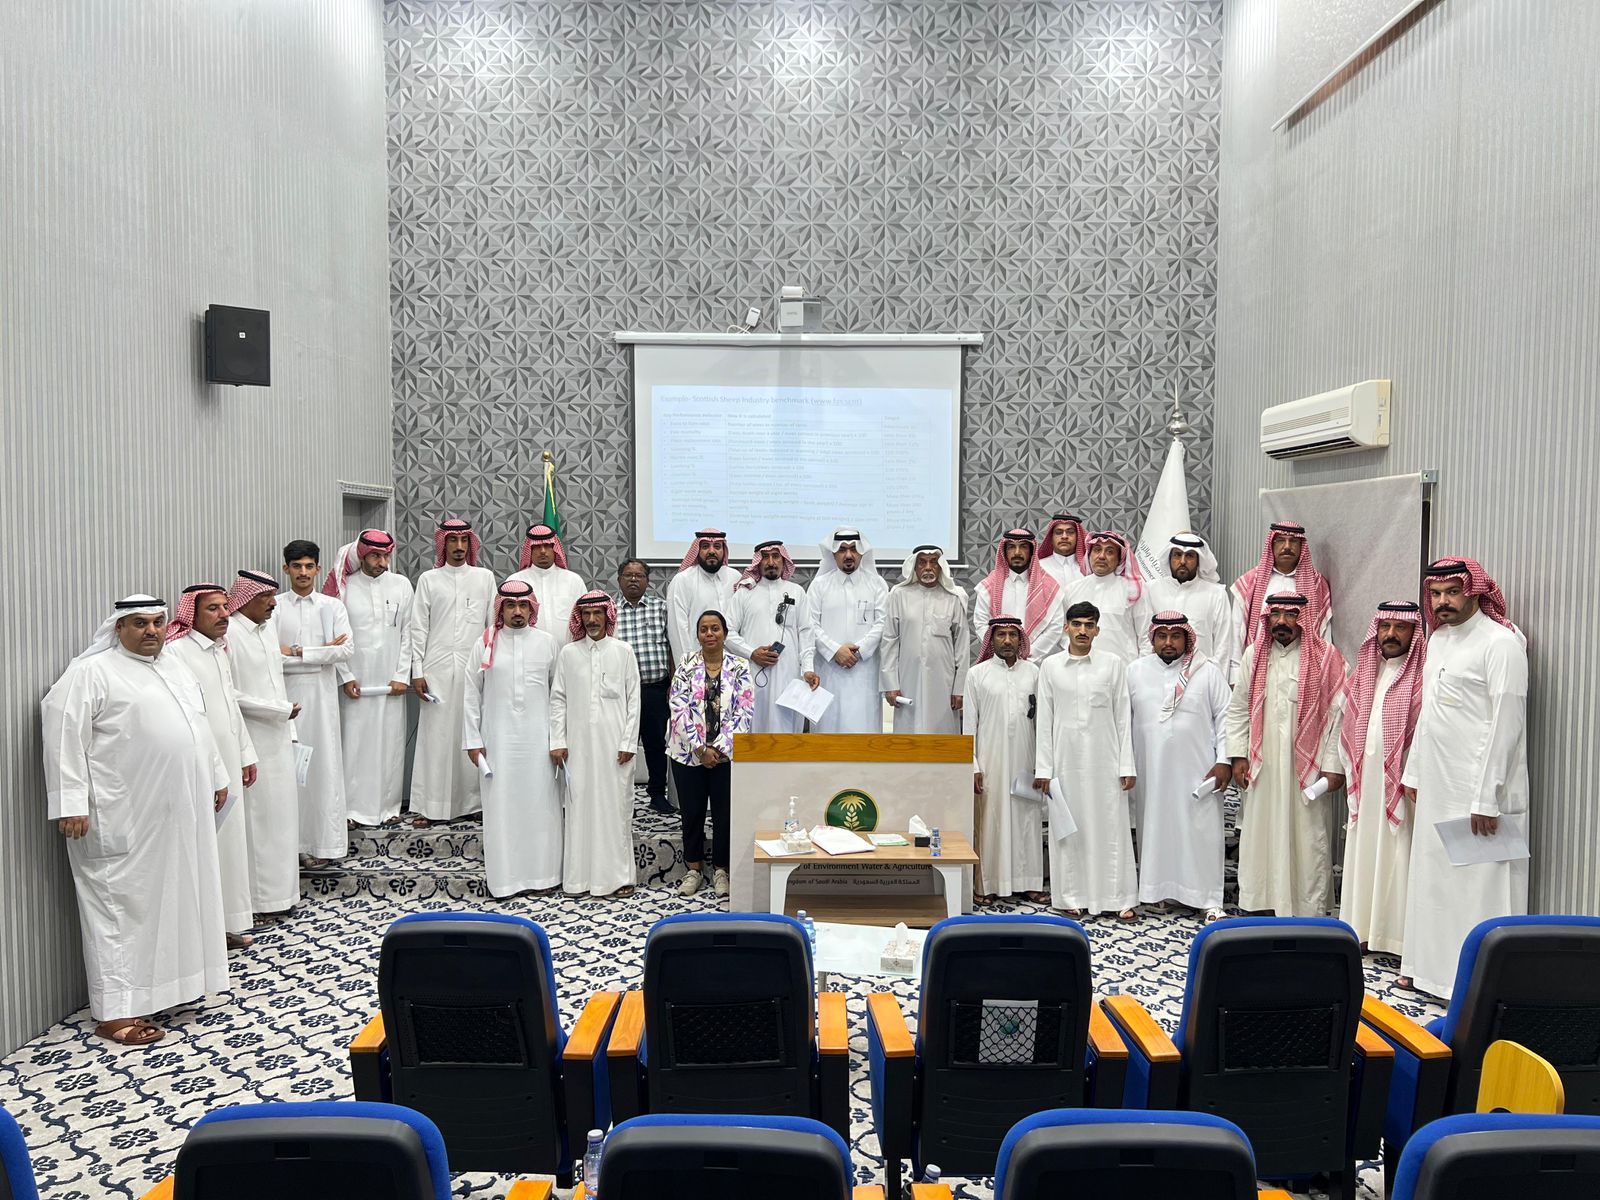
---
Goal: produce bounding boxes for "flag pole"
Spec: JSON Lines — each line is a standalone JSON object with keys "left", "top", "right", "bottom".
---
{"left": 1166, "top": 381, "right": 1189, "bottom": 440}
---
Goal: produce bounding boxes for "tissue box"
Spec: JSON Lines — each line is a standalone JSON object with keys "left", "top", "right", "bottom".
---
{"left": 880, "top": 944, "right": 916, "bottom": 974}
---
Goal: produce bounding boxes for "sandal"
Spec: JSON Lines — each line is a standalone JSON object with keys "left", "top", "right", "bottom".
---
{"left": 974, "top": 893, "right": 997, "bottom": 908}
{"left": 1022, "top": 890, "right": 1051, "bottom": 905}
{"left": 226, "top": 932, "right": 254, "bottom": 949}
{"left": 1116, "top": 909, "right": 1139, "bottom": 923}
{"left": 1060, "top": 908, "right": 1084, "bottom": 919}
{"left": 96, "top": 1018, "right": 163, "bottom": 1047}
{"left": 410, "top": 816, "right": 432, "bottom": 829}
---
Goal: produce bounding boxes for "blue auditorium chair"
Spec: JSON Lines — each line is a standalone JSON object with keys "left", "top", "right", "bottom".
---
{"left": 0, "top": 1103, "right": 40, "bottom": 1200}
{"left": 1360, "top": 915, "right": 1600, "bottom": 1190}
{"left": 992, "top": 1109, "right": 1301, "bottom": 1200}
{"left": 592, "top": 1114, "right": 855, "bottom": 1200}
{"left": 346, "top": 912, "right": 618, "bottom": 1179}
{"left": 1389, "top": 1112, "right": 1600, "bottom": 1200}
{"left": 602, "top": 914, "right": 850, "bottom": 1139}
{"left": 1098, "top": 917, "right": 1392, "bottom": 1200}
{"left": 864, "top": 914, "right": 1129, "bottom": 1199}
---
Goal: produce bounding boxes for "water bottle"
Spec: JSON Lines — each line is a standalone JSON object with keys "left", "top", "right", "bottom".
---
{"left": 921, "top": 1164, "right": 943, "bottom": 1183}
{"left": 796, "top": 909, "right": 817, "bottom": 959}
{"left": 783, "top": 795, "right": 803, "bottom": 849}
{"left": 929, "top": 826, "right": 942, "bottom": 858}
{"left": 582, "top": 1128, "right": 604, "bottom": 1198}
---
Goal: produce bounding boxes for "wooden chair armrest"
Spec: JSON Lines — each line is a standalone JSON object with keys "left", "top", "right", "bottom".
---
{"left": 818, "top": 991, "right": 849, "bottom": 1056}
{"left": 606, "top": 989, "right": 645, "bottom": 1058}
{"left": 137, "top": 1179, "right": 174, "bottom": 1200}
{"left": 564, "top": 991, "right": 620, "bottom": 1061}
{"left": 1355, "top": 1021, "right": 1395, "bottom": 1060}
{"left": 910, "top": 1185, "right": 954, "bottom": 1200}
{"left": 505, "top": 1182, "right": 554, "bottom": 1200}
{"left": 1259, "top": 1190, "right": 1297, "bottom": 1200}
{"left": 853, "top": 1188, "right": 886, "bottom": 1200}
{"left": 349, "top": 1012, "right": 386, "bottom": 1055}
{"left": 1088, "top": 999, "right": 1129, "bottom": 1060}
{"left": 1101, "top": 995, "right": 1181, "bottom": 1063}
{"left": 1362, "top": 994, "right": 1450, "bottom": 1059}
{"left": 866, "top": 992, "right": 914, "bottom": 1058}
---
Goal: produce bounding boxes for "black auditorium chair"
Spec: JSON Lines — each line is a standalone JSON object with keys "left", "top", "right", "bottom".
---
{"left": 1389, "top": 1112, "right": 1600, "bottom": 1200}
{"left": 1361, "top": 915, "right": 1600, "bottom": 1191}
{"left": 865, "top": 914, "right": 1129, "bottom": 1199}
{"left": 0, "top": 1102, "right": 40, "bottom": 1200}
{"left": 1099, "top": 917, "right": 1392, "bottom": 1200}
{"left": 602, "top": 913, "right": 850, "bottom": 1139}
{"left": 992, "top": 1108, "right": 1301, "bottom": 1200}
{"left": 346, "top": 912, "right": 618, "bottom": 1179}
{"left": 594, "top": 1114, "right": 855, "bottom": 1200}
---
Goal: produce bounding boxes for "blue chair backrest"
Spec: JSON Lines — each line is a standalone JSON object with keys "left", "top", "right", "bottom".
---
{"left": 1392, "top": 1112, "right": 1600, "bottom": 1200}
{"left": 1439, "top": 916, "right": 1600, "bottom": 1115}
{"left": 598, "top": 1114, "right": 853, "bottom": 1200}
{"left": 0, "top": 1104, "right": 40, "bottom": 1200}
{"left": 993, "top": 1109, "right": 1257, "bottom": 1200}
{"left": 175, "top": 1102, "right": 450, "bottom": 1200}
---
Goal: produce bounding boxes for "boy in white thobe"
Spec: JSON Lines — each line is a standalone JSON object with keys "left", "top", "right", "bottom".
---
{"left": 506, "top": 522, "right": 587, "bottom": 640}
{"left": 881, "top": 545, "right": 970, "bottom": 735}
{"left": 551, "top": 591, "right": 641, "bottom": 898}
{"left": 464, "top": 580, "right": 562, "bottom": 897}
{"left": 802, "top": 529, "right": 889, "bottom": 733}
{"left": 1036, "top": 513, "right": 1088, "bottom": 592}
{"left": 1062, "top": 531, "right": 1152, "bottom": 664}
{"left": 1034, "top": 601, "right": 1138, "bottom": 919}
{"left": 725, "top": 540, "right": 811, "bottom": 734}
{"left": 965, "top": 617, "right": 1045, "bottom": 903}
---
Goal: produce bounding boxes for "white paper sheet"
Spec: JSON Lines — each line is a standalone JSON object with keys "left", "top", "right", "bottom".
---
{"left": 807, "top": 825, "right": 875, "bottom": 855}
{"left": 420, "top": 691, "right": 442, "bottom": 705}
{"left": 1045, "top": 777, "right": 1078, "bottom": 843}
{"left": 1192, "top": 776, "right": 1220, "bottom": 800}
{"left": 776, "top": 678, "right": 834, "bottom": 723}
{"left": 1011, "top": 775, "right": 1047, "bottom": 804}
{"left": 892, "top": 695, "right": 913, "bottom": 708}
{"left": 214, "top": 790, "right": 239, "bottom": 830}
{"left": 1434, "top": 815, "right": 1530, "bottom": 866}
{"left": 293, "top": 743, "right": 313, "bottom": 787}
{"left": 756, "top": 838, "right": 810, "bottom": 857}
{"left": 1302, "top": 776, "right": 1331, "bottom": 804}
{"left": 477, "top": 755, "right": 494, "bottom": 780}
{"left": 356, "top": 683, "right": 396, "bottom": 698}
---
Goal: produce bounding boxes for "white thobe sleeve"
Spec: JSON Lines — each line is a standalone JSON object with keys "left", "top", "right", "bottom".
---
{"left": 462, "top": 653, "right": 486, "bottom": 752}
{"left": 40, "top": 667, "right": 101, "bottom": 820}
{"left": 1214, "top": 589, "right": 1240, "bottom": 684}
{"left": 236, "top": 697, "right": 258, "bottom": 768}
{"left": 1229, "top": 587, "right": 1250, "bottom": 683}
{"left": 1028, "top": 589, "right": 1066, "bottom": 658}
{"left": 667, "top": 575, "right": 691, "bottom": 663}
{"left": 302, "top": 601, "right": 355, "bottom": 667}
{"left": 972, "top": 585, "right": 992, "bottom": 641}
{"left": 951, "top": 594, "right": 971, "bottom": 697}
{"left": 1131, "top": 587, "right": 1155, "bottom": 657}
{"left": 234, "top": 656, "right": 293, "bottom": 720}
{"left": 795, "top": 588, "right": 814, "bottom": 665}
{"left": 1471, "top": 638, "right": 1530, "bottom": 817}
{"left": 961, "top": 674, "right": 981, "bottom": 769}
{"left": 1224, "top": 647, "right": 1255, "bottom": 760}
{"left": 878, "top": 592, "right": 903, "bottom": 692}
{"left": 392, "top": 586, "right": 415, "bottom": 685}
{"left": 619, "top": 648, "right": 642, "bottom": 757}
{"left": 548, "top": 651, "right": 569, "bottom": 752}
{"left": 1112, "top": 661, "right": 1136, "bottom": 777}
{"left": 409, "top": 580, "right": 432, "bottom": 677}
{"left": 724, "top": 591, "right": 758, "bottom": 659}
{"left": 1033, "top": 668, "right": 1056, "bottom": 781}
{"left": 1207, "top": 669, "right": 1232, "bottom": 764}
{"left": 1315, "top": 659, "right": 1349, "bottom": 774}
{"left": 806, "top": 584, "right": 835, "bottom": 667}
{"left": 857, "top": 583, "right": 888, "bottom": 660}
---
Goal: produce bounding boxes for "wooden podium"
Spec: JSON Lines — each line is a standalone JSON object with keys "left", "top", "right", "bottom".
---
{"left": 729, "top": 733, "right": 975, "bottom": 923}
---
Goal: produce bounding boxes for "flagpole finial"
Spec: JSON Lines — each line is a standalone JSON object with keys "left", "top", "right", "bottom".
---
{"left": 1166, "top": 384, "right": 1190, "bottom": 439}
{"left": 542, "top": 449, "right": 553, "bottom": 463}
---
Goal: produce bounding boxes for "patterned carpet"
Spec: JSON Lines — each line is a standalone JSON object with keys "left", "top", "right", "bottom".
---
{"left": 0, "top": 794, "right": 1443, "bottom": 1199}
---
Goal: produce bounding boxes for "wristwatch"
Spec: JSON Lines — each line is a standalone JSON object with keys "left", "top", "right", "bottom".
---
{"left": 291, "top": 644, "right": 303, "bottom": 657}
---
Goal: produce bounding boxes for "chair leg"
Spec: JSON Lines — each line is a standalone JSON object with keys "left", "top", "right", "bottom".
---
{"left": 556, "top": 1166, "right": 574, "bottom": 1189}
{"left": 1384, "top": 1142, "right": 1400, "bottom": 1198}
{"left": 885, "top": 1156, "right": 903, "bottom": 1200}
{"left": 1337, "top": 1165, "right": 1357, "bottom": 1200}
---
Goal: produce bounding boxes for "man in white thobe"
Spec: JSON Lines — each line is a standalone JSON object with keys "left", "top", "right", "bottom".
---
{"left": 1230, "top": 521, "right": 1333, "bottom": 682}
{"left": 464, "top": 580, "right": 562, "bottom": 897}
{"left": 409, "top": 518, "right": 496, "bottom": 824}
{"left": 276, "top": 539, "right": 354, "bottom": 863}
{"left": 225, "top": 570, "right": 301, "bottom": 916}
{"left": 1034, "top": 601, "right": 1138, "bottom": 919}
{"left": 802, "top": 528, "right": 889, "bottom": 733}
{"left": 972, "top": 528, "right": 1065, "bottom": 658}
{"left": 327, "top": 529, "right": 413, "bottom": 826}
{"left": 965, "top": 617, "right": 1045, "bottom": 904}
{"left": 1337, "top": 601, "right": 1427, "bottom": 958}
{"left": 1226, "top": 594, "right": 1348, "bottom": 917}
{"left": 1037, "top": 512, "right": 1089, "bottom": 591}
{"left": 666, "top": 529, "right": 740, "bottom": 662}
{"left": 551, "top": 591, "right": 641, "bottom": 897}
{"left": 1146, "top": 533, "right": 1236, "bottom": 668}
{"left": 164, "top": 584, "right": 259, "bottom": 946}
{"left": 726, "top": 540, "right": 811, "bottom": 734}
{"left": 41, "top": 596, "right": 229, "bottom": 1045}
{"left": 507, "top": 522, "right": 587, "bottom": 640}
{"left": 881, "top": 545, "right": 970, "bottom": 734}
{"left": 1128, "top": 612, "right": 1233, "bottom": 919}
{"left": 1400, "top": 559, "right": 1529, "bottom": 999}
{"left": 1063, "top": 531, "right": 1153, "bottom": 664}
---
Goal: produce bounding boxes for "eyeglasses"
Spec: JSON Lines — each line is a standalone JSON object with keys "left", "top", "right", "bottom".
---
{"left": 775, "top": 595, "right": 796, "bottom": 624}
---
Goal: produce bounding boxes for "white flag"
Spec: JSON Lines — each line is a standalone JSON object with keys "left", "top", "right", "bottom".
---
{"left": 1136, "top": 439, "right": 1192, "bottom": 580}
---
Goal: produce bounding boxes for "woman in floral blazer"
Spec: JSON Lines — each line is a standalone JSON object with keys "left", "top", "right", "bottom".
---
{"left": 667, "top": 608, "right": 756, "bottom": 898}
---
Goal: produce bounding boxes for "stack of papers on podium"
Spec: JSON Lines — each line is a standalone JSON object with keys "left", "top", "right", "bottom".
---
{"left": 808, "top": 825, "right": 875, "bottom": 855}
{"left": 755, "top": 838, "right": 810, "bottom": 857}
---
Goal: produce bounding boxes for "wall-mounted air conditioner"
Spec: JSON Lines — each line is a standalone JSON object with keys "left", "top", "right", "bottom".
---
{"left": 1260, "top": 379, "right": 1391, "bottom": 461}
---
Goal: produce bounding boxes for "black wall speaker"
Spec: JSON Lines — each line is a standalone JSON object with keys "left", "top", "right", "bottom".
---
{"left": 204, "top": 305, "right": 271, "bottom": 386}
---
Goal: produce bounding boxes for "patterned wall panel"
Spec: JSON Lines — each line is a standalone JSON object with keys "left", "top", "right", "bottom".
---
{"left": 385, "top": 0, "right": 1221, "bottom": 589}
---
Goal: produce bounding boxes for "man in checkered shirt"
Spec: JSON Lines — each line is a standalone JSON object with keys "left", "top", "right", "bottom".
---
{"left": 614, "top": 558, "right": 675, "bottom": 814}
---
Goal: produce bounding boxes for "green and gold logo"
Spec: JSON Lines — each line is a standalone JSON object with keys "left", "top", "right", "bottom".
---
{"left": 825, "top": 788, "right": 879, "bottom": 832}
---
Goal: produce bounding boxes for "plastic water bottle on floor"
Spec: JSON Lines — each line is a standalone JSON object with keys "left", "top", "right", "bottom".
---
{"left": 582, "top": 1128, "right": 604, "bottom": 1197}
{"left": 929, "top": 826, "right": 942, "bottom": 858}
{"left": 921, "top": 1163, "right": 943, "bottom": 1183}
{"left": 796, "top": 909, "right": 817, "bottom": 958}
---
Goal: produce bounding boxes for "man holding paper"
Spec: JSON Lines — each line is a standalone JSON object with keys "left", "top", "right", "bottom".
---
{"left": 881, "top": 545, "right": 970, "bottom": 734}
{"left": 803, "top": 528, "right": 888, "bottom": 733}
{"left": 1226, "top": 593, "right": 1347, "bottom": 917}
{"left": 1400, "top": 559, "right": 1529, "bottom": 999}
{"left": 965, "top": 616, "right": 1046, "bottom": 905}
{"left": 726, "top": 540, "right": 810, "bottom": 733}
{"left": 1127, "top": 611, "right": 1232, "bottom": 921}
{"left": 1034, "top": 602, "right": 1138, "bottom": 920}
{"left": 463, "top": 580, "right": 561, "bottom": 898}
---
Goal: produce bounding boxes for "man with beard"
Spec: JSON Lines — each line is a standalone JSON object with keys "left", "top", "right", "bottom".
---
{"left": 972, "top": 528, "right": 1065, "bottom": 658}
{"left": 1145, "top": 532, "right": 1234, "bottom": 666}
{"left": 508, "top": 521, "right": 587, "bottom": 639}
{"left": 802, "top": 528, "right": 889, "bottom": 733}
{"left": 1063, "top": 530, "right": 1152, "bottom": 664}
{"left": 965, "top": 617, "right": 1046, "bottom": 906}
{"left": 726, "top": 540, "right": 811, "bottom": 734}
{"left": 880, "top": 545, "right": 969, "bottom": 734}
{"left": 1230, "top": 521, "right": 1333, "bottom": 680}
{"left": 666, "top": 529, "right": 740, "bottom": 663}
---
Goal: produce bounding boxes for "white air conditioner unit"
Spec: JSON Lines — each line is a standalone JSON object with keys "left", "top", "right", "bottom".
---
{"left": 1260, "top": 379, "right": 1391, "bottom": 460}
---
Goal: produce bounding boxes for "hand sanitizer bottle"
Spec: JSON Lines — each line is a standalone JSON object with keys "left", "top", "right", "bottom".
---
{"left": 783, "top": 795, "right": 803, "bottom": 851}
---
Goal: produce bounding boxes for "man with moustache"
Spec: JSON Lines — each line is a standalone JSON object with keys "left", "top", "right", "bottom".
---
{"left": 1062, "top": 530, "right": 1152, "bottom": 663}
{"left": 508, "top": 521, "right": 587, "bottom": 639}
{"left": 802, "top": 528, "right": 889, "bottom": 733}
{"left": 880, "top": 545, "right": 969, "bottom": 734}
{"left": 666, "top": 529, "right": 739, "bottom": 662}
{"left": 1145, "top": 532, "right": 1234, "bottom": 666}
{"left": 965, "top": 617, "right": 1046, "bottom": 905}
{"left": 726, "top": 540, "right": 810, "bottom": 734}
{"left": 1230, "top": 521, "right": 1333, "bottom": 680}
{"left": 972, "top": 527, "right": 1065, "bottom": 658}
{"left": 613, "top": 558, "right": 675, "bottom": 812}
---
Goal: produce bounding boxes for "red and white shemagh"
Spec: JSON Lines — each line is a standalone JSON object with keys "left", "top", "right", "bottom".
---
{"left": 1423, "top": 557, "right": 1516, "bottom": 634}
{"left": 1038, "top": 513, "right": 1089, "bottom": 575}
{"left": 977, "top": 616, "right": 1031, "bottom": 663}
{"left": 481, "top": 579, "right": 540, "bottom": 668}
{"left": 735, "top": 540, "right": 794, "bottom": 591}
{"left": 226, "top": 570, "right": 278, "bottom": 616}
{"left": 165, "top": 583, "right": 228, "bottom": 642}
{"left": 1148, "top": 610, "right": 1202, "bottom": 720}
{"left": 1234, "top": 522, "right": 1331, "bottom": 652}
{"left": 1086, "top": 530, "right": 1145, "bottom": 602}
{"left": 980, "top": 529, "right": 1061, "bottom": 641}
{"left": 434, "top": 518, "right": 482, "bottom": 568}
{"left": 568, "top": 590, "right": 618, "bottom": 641}
{"left": 517, "top": 523, "right": 568, "bottom": 571}
{"left": 678, "top": 529, "right": 729, "bottom": 572}
{"left": 1341, "top": 604, "right": 1426, "bottom": 827}
{"left": 322, "top": 529, "right": 396, "bottom": 600}
{"left": 1245, "top": 595, "right": 1348, "bottom": 789}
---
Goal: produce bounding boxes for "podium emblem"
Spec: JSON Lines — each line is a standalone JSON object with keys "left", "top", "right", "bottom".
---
{"left": 825, "top": 788, "right": 879, "bottom": 832}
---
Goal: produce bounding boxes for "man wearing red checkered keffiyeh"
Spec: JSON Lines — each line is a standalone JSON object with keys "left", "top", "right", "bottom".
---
{"left": 508, "top": 521, "right": 588, "bottom": 639}
{"left": 972, "top": 527, "right": 1066, "bottom": 657}
{"left": 966, "top": 616, "right": 1047, "bottom": 906}
{"left": 1399, "top": 558, "right": 1530, "bottom": 1000}
{"left": 1061, "top": 530, "right": 1153, "bottom": 663}
{"left": 1037, "top": 512, "right": 1089, "bottom": 590}
{"left": 1230, "top": 520, "right": 1334, "bottom": 677}
{"left": 665, "top": 529, "right": 739, "bottom": 663}
{"left": 1224, "top": 593, "right": 1349, "bottom": 917}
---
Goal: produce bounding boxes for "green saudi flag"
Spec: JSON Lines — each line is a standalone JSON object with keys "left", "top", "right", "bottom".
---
{"left": 541, "top": 455, "right": 562, "bottom": 538}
